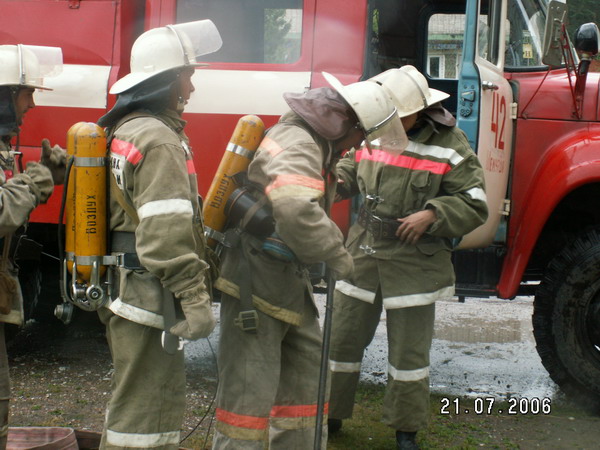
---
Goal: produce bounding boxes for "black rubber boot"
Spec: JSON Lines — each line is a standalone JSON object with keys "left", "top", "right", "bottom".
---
{"left": 328, "top": 418, "right": 343, "bottom": 434}
{"left": 396, "top": 431, "right": 419, "bottom": 450}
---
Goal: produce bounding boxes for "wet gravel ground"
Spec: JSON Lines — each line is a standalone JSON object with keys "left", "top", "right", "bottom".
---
{"left": 6, "top": 310, "right": 219, "bottom": 449}
{"left": 4, "top": 296, "right": 600, "bottom": 449}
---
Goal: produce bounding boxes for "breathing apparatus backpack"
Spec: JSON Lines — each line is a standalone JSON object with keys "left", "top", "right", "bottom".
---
{"left": 203, "top": 115, "right": 267, "bottom": 247}
{"left": 57, "top": 122, "right": 110, "bottom": 323}
{"left": 203, "top": 115, "right": 296, "bottom": 262}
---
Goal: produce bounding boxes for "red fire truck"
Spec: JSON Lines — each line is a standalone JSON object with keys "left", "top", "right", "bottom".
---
{"left": 2, "top": 0, "right": 600, "bottom": 407}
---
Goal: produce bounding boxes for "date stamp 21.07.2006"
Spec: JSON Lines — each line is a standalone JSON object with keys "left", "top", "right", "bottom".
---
{"left": 439, "top": 397, "right": 551, "bottom": 415}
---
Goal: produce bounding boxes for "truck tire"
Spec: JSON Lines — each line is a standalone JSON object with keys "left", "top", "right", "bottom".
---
{"left": 533, "top": 227, "right": 600, "bottom": 411}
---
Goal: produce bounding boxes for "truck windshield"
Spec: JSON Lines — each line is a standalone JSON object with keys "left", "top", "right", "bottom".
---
{"left": 504, "top": 0, "right": 550, "bottom": 70}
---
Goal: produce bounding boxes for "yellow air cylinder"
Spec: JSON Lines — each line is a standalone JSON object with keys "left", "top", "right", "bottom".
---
{"left": 203, "top": 115, "right": 265, "bottom": 247}
{"left": 72, "top": 123, "right": 107, "bottom": 282}
{"left": 65, "top": 122, "right": 84, "bottom": 275}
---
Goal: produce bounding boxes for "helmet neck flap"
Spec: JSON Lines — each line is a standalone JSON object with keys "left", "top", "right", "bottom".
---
{"left": 0, "top": 86, "right": 19, "bottom": 137}
{"left": 98, "top": 70, "right": 179, "bottom": 129}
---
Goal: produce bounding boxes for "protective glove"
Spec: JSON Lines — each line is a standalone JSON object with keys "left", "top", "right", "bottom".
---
{"left": 23, "top": 162, "right": 54, "bottom": 204}
{"left": 40, "top": 139, "right": 67, "bottom": 185}
{"left": 170, "top": 286, "right": 216, "bottom": 340}
{"left": 326, "top": 249, "right": 354, "bottom": 281}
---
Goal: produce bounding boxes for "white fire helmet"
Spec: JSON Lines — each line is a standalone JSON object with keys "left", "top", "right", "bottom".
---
{"left": 110, "top": 19, "right": 223, "bottom": 94}
{"left": 370, "top": 66, "right": 450, "bottom": 118}
{"left": 323, "top": 72, "right": 408, "bottom": 154}
{"left": 0, "top": 45, "right": 63, "bottom": 90}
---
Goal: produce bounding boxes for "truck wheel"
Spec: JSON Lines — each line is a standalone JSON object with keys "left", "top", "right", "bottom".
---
{"left": 533, "top": 227, "right": 600, "bottom": 411}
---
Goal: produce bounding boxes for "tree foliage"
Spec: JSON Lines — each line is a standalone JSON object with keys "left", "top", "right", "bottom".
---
{"left": 264, "top": 9, "right": 293, "bottom": 64}
{"left": 568, "top": 0, "right": 599, "bottom": 29}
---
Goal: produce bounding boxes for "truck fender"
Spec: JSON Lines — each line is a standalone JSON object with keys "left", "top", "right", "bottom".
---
{"left": 497, "top": 129, "right": 600, "bottom": 298}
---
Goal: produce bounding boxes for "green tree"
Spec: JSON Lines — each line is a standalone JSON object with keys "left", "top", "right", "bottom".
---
{"left": 264, "top": 9, "right": 292, "bottom": 64}
{"left": 568, "top": 0, "right": 599, "bottom": 28}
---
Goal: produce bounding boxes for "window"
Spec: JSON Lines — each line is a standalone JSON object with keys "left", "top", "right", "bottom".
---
{"left": 428, "top": 55, "right": 444, "bottom": 78}
{"left": 479, "top": 0, "right": 503, "bottom": 65}
{"left": 426, "top": 14, "right": 464, "bottom": 79}
{"left": 176, "top": 0, "right": 303, "bottom": 64}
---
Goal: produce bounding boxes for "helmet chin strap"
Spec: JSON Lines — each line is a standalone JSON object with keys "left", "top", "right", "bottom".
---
{"left": 175, "top": 96, "right": 186, "bottom": 113}
{"left": 174, "top": 71, "right": 186, "bottom": 113}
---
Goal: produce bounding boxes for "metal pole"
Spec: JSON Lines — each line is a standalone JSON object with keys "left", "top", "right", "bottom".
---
{"left": 314, "top": 270, "right": 335, "bottom": 450}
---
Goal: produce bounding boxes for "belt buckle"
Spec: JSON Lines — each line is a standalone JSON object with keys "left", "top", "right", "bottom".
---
{"left": 234, "top": 310, "right": 258, "bottom": 333}
{"left": 115, "top": 253, "right": 125, "bottom": 267}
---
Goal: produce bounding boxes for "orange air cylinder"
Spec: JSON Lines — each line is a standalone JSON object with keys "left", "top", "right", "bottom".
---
{"left": 203, "top": 115, "right": 265, "bottom": 247}
{"left": 71, "top": 122, "right": 107, "bottom": 282}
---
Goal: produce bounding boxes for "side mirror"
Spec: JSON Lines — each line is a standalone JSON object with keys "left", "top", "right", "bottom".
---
{"left": 542, "top": 0, "right": 567, "bottom": 67}
{"left": 574, "top": 22, "right": 600, "bottom": 59}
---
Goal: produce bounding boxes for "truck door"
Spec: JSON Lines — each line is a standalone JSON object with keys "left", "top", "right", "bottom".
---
{"left": 456, "top": 0, "right": 514, "bottom": 248}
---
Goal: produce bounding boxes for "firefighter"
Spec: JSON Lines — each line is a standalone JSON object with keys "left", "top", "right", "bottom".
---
{"left": 0, "top": 44, "right": 65, "bottom": 448}
{"left": 96, "top": 20, "right": 222, "bottom": 450}
{"left": 327, "top": 66, "right": 488, "bottom": 449}
{"left": 211, "top": 76, "right": 405, "bottom": 449}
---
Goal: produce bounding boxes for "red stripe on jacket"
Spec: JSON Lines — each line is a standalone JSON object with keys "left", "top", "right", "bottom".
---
{"left": 266, "top": 174, "right": 325, "bottom": 194}
{"left": 356, "top": 148, "right": 451, "bottom": 175}
{"left": 186, "top": 159, "right": 196, "bottom": 175}
{"left": 111, "top": 139, "right": 144, "bottom": 166}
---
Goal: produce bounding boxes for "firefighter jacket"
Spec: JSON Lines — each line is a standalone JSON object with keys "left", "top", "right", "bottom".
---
{"left": 0, "top": 137, "right": 53, "bottom": 325}
{"left": 107, "top": 110, "right": 211, "bottom": 329}
{"left": 215, "top": 111, "right": 352, "bottom": 325}
{"left": 335, "top": 120, "right": 488, "bottom": 308}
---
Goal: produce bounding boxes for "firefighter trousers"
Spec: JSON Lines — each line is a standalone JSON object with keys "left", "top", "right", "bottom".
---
{"left": 328, "top": 288, "right": 435, "bottom": 432}
{"left": 98, "top": 309, "right": 186, "bottom": 450}
{"left": 212, "top": 294, "right": 327, "bottom": 449}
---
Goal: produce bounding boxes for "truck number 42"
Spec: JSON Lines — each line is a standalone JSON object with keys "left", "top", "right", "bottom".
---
{"left": 490, "top": 91, "right": 506, "bottom": 151}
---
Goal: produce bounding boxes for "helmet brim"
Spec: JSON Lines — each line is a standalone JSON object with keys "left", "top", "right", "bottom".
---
{"left": 109, "top": 63, "right": 207, "bottom": 95}
{"left": 0, "top": 82, "right": 53, "bottom": 91}
{"left": 395, "top": 88, "right": 450, "bottom": 117}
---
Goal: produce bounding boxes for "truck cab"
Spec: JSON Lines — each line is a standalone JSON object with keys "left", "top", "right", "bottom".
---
{"left": 2, "top": 0, "right": 599, "bottom": 408}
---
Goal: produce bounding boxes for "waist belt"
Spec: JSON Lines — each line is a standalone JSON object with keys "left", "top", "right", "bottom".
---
{"left": 111, "top": 231, "right": 145, "bottom": 270}
{"left": 357, "top": 206, "right": 398, "bottom": 240}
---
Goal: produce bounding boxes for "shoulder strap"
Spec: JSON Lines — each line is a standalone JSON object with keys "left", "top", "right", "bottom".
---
{"left": 109, "top": 172, "right": 139, "bottom": 226}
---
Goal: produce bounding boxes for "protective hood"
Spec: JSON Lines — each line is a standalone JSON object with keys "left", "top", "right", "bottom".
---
{"left": 98, "top": 70, "right": 179, "bottom": 128}
{"left": 283, "top": 87, "right": 357, "bottom": 141}
{"left": 0, "top": 86, "right": 18, "bottom": 136}
{"left": 422, "top": 103, "right": 456, "bottom": 127}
